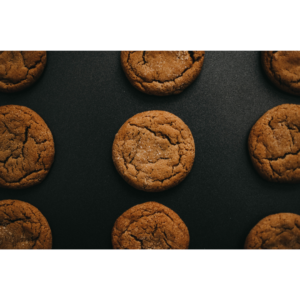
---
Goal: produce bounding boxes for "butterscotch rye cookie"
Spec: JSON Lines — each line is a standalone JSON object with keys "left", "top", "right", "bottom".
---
{"left": 0, "top": 51, "right": 47, "bottom": 93}
{"left": 112, "top": 111, "right": 195, "bottom": 192}
{"left": 112, "top": 202, "right": 190, "bottom": 249}
{"left": 0, "top": 200, "right": 52, "bottom": 249}
{"left": 244, "top": 213, "right": 300, "bottom": 249}
{"left": 121, "top": 51, "right": 205, "bottom": 96}
{"left": 0, "top": 105, "right": 55, "bottom": 189}
{"left": 262, "top": 51, "right": 300, "bottom": 96}
{"left": 248, "top": 104, "right": 300, "bottom": 182}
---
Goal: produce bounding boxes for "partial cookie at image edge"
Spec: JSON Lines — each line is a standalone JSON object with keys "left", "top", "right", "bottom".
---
{"left": 112, "top": 201, "right": 190, "bottom": 249}
{"left": 261, "top": 51, "right": 300, "bottom": 96}
{"left": 0, "top": 51, "right": 47, "bottom": 93}
{"left": 248, "top": 104, "right": 300, "bottom": 183}
{"left": 0, "top": 105, "right": 55, "bottom": 189}
{"left": 121, "top": 51, "right": 205, "bottom": 96}
{"left": 244, "top": 213, "right": 300, "bottom": 249}
{"left": 0, "top": 199, "right": 52, "bottom": 249}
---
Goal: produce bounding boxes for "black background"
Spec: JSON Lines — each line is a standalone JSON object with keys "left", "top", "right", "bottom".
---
{"left": 1, "top": 51, "right": 299, "bottom": 249}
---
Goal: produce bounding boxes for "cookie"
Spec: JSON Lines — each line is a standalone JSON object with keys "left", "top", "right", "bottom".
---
{"left": 262, "top": 51, "right": 300, "bottom": 96}
{"left": 0, "top": 51, "right": 47, "bottom": 93}
{"left": 112, "top": 202, "right": 189, "bottom": 249}
{"left": 121, "top": 51, "right": 205, "bottom": 96}
{"left": 244, "top": 213, "right": 300, "bottom": 249}
{"left": 248, "top": 104, "right": 300, "bottom": 182}
{"left": 0, "top": 200, "right": 52, "bottom": 249}
{"left": 0, "top": 105, "right": 55, "bottom": 189}
{"left": 112, "top": 111, "right": 195, "bottom": 192}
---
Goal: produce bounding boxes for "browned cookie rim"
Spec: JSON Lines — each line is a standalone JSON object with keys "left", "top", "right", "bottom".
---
{"left": 244, "top": 213, "right": 300, "bottom": 249}
{"left": 0, "top": 51, "right": 47, "bottom": 93}
{"left": 112, "top": 201, "right": 190, "bottom": 249}
{"left": 112, "top": 110, "right": 195, "bottom": 192}
{"left": 0, "top": 199, "right": 52, "bottom": 249}
{"left": 121, "top": 51, "right": 205, "bottom": 96}
{"left": 0, "top": 105, "right": 55, "bottom": 189}
{"left": 262, "top": 51, "right": 300, "bottom": 96}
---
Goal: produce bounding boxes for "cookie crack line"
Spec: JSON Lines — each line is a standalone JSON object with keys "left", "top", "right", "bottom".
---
{"left": 0, "top": 201, "right": 16, "bottom": 207}
{"left": 119, "top": 211, "right": 176, "bottom": 236}
{"left": 142, "top": 51, "right": 146, "bottom": 65}
{"left": 120, "top": 124, "right": 185, "bottom": 183}
{"left": 127, "top": 51, "right": 203, "bottom": 84}
{"left": 129, "top": 234, "right": 143, "bottom": 248}
{"left": 260, "top": 226, "right": 300, "bottom": 248}
{"left": 162, "top": 231, "right": 172, "bottom": 249}
{"left": 127, "top": 227, "right": 176, "bottom": 249}
{"left": 264, "top": 148, "right": 300, "bottom": 162}
{"left": 1, "top": 217, "right": 34, "bottom": 225}
{"left": 129, "top": 123, "right": 179, "bottom": 146}
{"left": 0, "top": 169, "right": 45, "bottom": 184}
{"left": 119, "top": 212, "right": 179, "bottom": 249}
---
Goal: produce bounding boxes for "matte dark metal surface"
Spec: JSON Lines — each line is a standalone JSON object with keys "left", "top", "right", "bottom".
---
{"left": 1, "top": 51, "right": 299, "bottom": 249}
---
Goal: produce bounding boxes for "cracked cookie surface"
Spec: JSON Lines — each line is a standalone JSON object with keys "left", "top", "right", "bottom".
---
{"left": 121, "top": 51, "right": 205, "bottom": 96}
{"left": 0, "top": 51, "right": 47, "bottom": 93}
{"left": 262, "top": 51, "right": 300, "bottom": 96}
{"left": 244, "top": 213, "right": 300, "bottom": 249}
{"left": 0, "top": 200, "right": 52, "bottom": 249}
{"left": 0, "top": 105, "right": 55, "bottom": 189}
{"left": 112, "top": 111, "right": 195, "bottom": 192}
{"left": 112, "top": 201, "right": 189, "bottom": 249}
{"left": 248, "top": 104, "right": 300, "bottom": 182}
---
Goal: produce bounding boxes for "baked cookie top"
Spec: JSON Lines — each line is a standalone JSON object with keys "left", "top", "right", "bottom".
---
{"left": 0, "top": 105, "right": 55, "bottom": 189}
{"left": 262, "top": 51, "right": 300, "bottom": 96}
{"left": 112, "top": 110, "right": 195, "bottom": 192}
{"left": 248, "top": 104, "right": 300, "bottom": 182}
{"left": 0, "top": 51, "right": 47, "bottom": 93}
{"left": 244, "top": 213, "right": 300, "bottom": 249}
{"left": 0, "top": 200, "right": 52, "bottom": 249}
{"left": 121, "top": 51, "right": 205, "bottom": 96}
{"left": 112, "top": 201, "right": 190, "bottom": 249}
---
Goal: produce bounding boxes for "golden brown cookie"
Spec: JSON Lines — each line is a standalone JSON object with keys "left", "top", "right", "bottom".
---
{"left": 0, "top": 51, "right": 47, "bottom": 93}
{"left": 262, "top": 51, "right": 300, "bottom": 96}
{"left": 0, "top": 200, "right": 52, "bottom": 249}
{"left": 244, "top": 213, "right": 300, "bottom": 249}
{"left": 248, "top": 104, "right": 300, "bottom": 182}
{"left": 112, "top": 111, "right": 195, "bottom": 192}
{"left": 121, "top": 51, "right": 205, "bottom": 96}
{"left": 0, "top": 105, "right": 55, "bottom": 189}
{"left": 112, "top": 202, "right": 189, "bottom": 249}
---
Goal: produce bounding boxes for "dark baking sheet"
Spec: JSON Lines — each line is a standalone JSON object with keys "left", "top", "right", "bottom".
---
{"left": 1, "top": 51, "right": 299, "bottom": 249}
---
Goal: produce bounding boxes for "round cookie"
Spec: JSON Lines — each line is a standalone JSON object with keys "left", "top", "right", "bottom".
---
{"left": 112, "top": 201, "right": 190, "bottom": 249}
{"left": 0, "top": 105, "right": 55, "bottom": 189}
{"left": 244, "top": 213, "right": 300, "bottom": 249}
{"left": 262, "top": 51, "right": 300, "bottom": 96}
{"left": 121, "top": 51, "right": 205, "bottom": 96}
{"left": 248, "top": 104, "right": 300, "bottom": 182}
{"left": 112, "top": 111, "right": 195, "bottom": 192}
{"left": 0, "top": 200, "right": 52, "bottom": 249}
{"left": 0, "top": 51, "right": 47, "bottom": 93}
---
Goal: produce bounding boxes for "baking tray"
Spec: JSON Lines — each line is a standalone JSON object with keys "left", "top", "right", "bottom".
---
{"left": 1, "top": 51, "right": 299, "bottom": 249}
